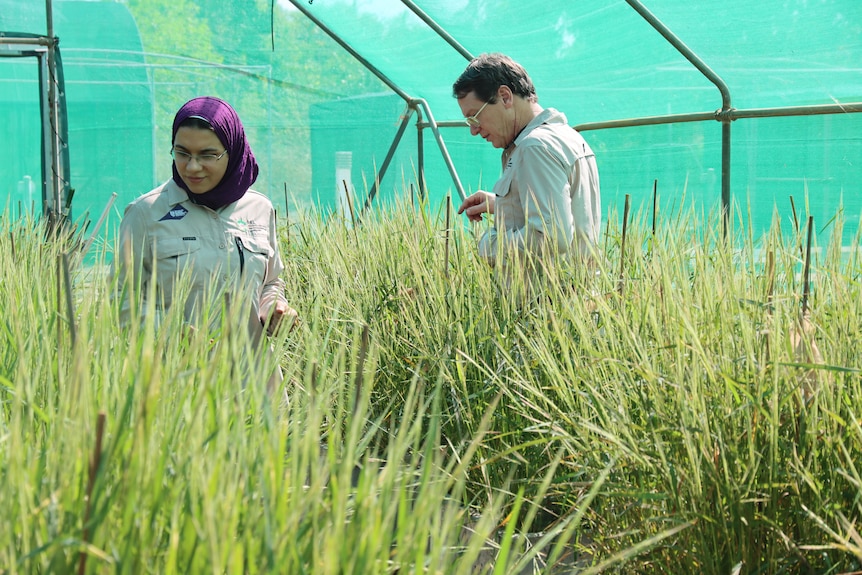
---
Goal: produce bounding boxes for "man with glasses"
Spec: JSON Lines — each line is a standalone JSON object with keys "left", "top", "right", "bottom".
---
{"left": 454, "top": 53, "right": 601, "bottom": 273}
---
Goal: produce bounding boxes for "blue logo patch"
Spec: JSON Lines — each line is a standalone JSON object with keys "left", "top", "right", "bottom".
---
{"left": 160, "top": 204, "right": 189, "bottom": 221}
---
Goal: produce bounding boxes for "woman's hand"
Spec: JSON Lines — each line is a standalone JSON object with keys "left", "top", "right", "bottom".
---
{"left": 262, "top": 301, "right": 300, "bottom": 337}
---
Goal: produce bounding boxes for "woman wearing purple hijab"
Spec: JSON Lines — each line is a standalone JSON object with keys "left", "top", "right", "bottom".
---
{"left": 114, "top": 97, "right": 297, "bottom": 380}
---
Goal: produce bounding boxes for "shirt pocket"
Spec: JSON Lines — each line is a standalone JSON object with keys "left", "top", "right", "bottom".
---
{"left": 153, "top": 237, "right": 201, "bottom": 268}
{"left": 234, "top": 235, "right": 272, "bottom": 292}
{"left": 491, "top": 167, "right": 517, "bottom": 229}
{"left": 151, "top": 237, "right": 202, "bottom": 307}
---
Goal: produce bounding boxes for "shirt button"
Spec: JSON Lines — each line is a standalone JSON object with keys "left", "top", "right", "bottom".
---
{"left": 219, "top": 243, "right": 225, "bottom": 249}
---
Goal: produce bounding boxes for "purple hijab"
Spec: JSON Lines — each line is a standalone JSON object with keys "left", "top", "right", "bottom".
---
{"left": 171, "top": 96, "right": 259, "bottom": 209}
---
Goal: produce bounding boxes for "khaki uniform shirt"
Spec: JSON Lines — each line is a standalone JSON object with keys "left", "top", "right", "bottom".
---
{"left": 114, "top": 179, "right": 286, "bottom": 344}
{"left": 478, "top": 108, "right": 601, "bottom": 267}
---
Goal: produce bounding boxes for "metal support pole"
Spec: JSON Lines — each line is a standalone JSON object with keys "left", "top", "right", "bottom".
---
{"left": 624, "top": 0, "right": 733, "bottom": 235}
{"left": 37, "top": 52, "right": 51, "bottom": 214}
{"left": 284, "top": 0, "right": 411, "bottom": 102}
{"left": 721, "top": 119, "right": 731, "bottom": 233}
{"left": 412, "top": 98, "right": 466, "bottom": 202}
{"left": 45, "top": 0, "right": 64, "bottom": 224}
{"left": 399, "top": 0, "right": 473, "bottom": 60}
{"left": 573, "top": 102, "right": 862, "bottom": 132}
{"left": 360, "top": 106, "right": 414, "bottom": 215}
{"left": 416, "top": 105, "right": 425, "bottom": 200}
{"left": 0, "top": 36, "right": 51, "bottom": 46}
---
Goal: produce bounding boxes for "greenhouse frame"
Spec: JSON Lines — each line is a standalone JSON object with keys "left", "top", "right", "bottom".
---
{"left": 1, "top": 0, "right": 860, "bottom": 243}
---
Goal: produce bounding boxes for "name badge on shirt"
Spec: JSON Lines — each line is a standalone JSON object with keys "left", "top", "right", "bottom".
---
{"left": 159, "top": 204, "right": 189, "bottom": 221}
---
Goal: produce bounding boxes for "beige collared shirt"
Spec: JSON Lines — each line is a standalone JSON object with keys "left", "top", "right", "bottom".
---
{"left": 478, "top": 107, "right": 601, "bottom": 267}
{"left": 114, "top": 179, "right": 286, "bottom": 343}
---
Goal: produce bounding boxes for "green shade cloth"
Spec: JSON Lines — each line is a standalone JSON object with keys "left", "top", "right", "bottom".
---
{"left": 2, "top": 0, "right": 860, "bottom": 246}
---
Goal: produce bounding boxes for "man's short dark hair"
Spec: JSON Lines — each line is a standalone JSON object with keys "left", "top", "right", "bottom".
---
{"left": 452, "top": 53, "right": 537, "bottom": 104}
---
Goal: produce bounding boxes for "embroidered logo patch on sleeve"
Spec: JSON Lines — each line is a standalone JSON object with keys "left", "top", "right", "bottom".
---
{"left": 159, "top": 204, "right": 189, "bottom": 221}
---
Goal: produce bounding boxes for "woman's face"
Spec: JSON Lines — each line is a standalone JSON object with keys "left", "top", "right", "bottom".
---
{"left": 172, "top": 126, "right": 229, "bottom": 195}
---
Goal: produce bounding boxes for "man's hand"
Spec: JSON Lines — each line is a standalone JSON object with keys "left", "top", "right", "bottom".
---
{"left": 262, "top": 301, "right": 300, "bottom": 337}
{"left": 458, "top": 191, "right": 495, "bottom": 222}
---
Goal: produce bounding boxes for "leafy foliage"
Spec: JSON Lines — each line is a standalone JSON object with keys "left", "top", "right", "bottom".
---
{"left": 1, "top": 191, "right": 861, "bottom": 573}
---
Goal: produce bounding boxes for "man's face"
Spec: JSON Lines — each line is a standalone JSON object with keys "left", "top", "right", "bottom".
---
{"left": 458, "top": 90, "right": 510, "bottom": 149}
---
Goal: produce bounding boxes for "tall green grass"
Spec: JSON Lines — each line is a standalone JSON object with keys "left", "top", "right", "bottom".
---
{"left": 1, "top": 192, "right": 860, "bottom": 574}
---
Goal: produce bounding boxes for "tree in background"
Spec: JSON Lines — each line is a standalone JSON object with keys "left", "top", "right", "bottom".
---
{"left": 123, "top": 0, "right": 385, "bottom": 210}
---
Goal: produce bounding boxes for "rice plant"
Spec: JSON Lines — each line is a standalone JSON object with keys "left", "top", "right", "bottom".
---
{"left": 1, "top": 189, "right": 860, "bottom": 574}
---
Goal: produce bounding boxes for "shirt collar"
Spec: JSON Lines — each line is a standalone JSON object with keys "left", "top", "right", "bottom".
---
{"left": 165, "top": 178, "right": 193, "bottom": 205}
{"left": 513, "top": 107, "right": 568, "bottom": 148}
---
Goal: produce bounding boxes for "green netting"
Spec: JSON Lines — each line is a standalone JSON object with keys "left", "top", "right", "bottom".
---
{"left": 1, "top": 0, "right": 860, "bottom": 246}
{"left": 1, "top": 1, "right": 152, "bottom": 225}
{"left": 1, "top": 53, "right": 42, "bottom": 213}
